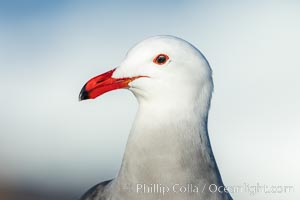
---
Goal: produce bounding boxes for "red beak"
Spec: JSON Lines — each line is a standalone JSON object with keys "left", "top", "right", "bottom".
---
{"left": 79, "top": 68, "right": 141, "bottom": 101}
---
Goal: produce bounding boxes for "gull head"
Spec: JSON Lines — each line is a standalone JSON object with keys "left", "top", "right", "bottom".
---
{"left": 79, "top": 35, "right": 213, "bottom": 105}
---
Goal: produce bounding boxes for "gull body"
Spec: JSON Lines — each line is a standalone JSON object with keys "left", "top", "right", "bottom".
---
{"left": 79, "top": 35, "right": 233, "bottom": 200}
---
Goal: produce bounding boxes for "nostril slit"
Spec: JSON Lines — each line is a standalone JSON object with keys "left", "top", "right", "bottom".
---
{"left": 96, "top": 80, "right": 104, "bottom": 84}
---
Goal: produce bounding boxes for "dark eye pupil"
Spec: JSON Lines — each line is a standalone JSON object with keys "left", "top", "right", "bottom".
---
{"left": 156, "top": 55, "right": 166, "bottom": 64}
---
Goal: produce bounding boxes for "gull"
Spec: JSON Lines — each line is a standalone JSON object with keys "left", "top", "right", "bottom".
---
{"left": 78, "top": 35, "right": 233, "bottom": 200}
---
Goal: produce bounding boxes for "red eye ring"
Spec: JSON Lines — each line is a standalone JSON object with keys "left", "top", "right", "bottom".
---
{"left": 153, "top": 54, "right": 169, "bottom": 65}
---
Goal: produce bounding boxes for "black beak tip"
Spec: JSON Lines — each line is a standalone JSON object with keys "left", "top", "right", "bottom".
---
{"left": 79, "top": 85, "right": 89, "bottom": 101}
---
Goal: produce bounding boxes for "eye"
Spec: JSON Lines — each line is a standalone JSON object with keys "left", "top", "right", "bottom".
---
{"left": 153, "top": 54, "right": 169, "bottom": 65}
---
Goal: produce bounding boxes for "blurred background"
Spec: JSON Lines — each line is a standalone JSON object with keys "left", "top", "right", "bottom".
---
{"left": 0, "top": 0, "right": 299, "bottom": 199}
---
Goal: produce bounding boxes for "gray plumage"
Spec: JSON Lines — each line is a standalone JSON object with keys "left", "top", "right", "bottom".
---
{"left": 80, "top": 180, "right": 112, "bottom": 200}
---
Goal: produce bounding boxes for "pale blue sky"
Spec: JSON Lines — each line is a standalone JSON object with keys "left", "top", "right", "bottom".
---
{"left": 0, "top": 1, "right": 299, "bottom": 199}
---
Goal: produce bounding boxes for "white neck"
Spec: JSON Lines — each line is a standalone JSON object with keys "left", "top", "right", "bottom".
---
{"left": 119, "top": 97, "right": 221, "bottom": 180}
{"left": 110, "top": 86, "right": 230, "bottom": 199}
